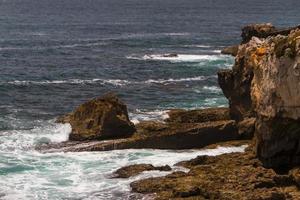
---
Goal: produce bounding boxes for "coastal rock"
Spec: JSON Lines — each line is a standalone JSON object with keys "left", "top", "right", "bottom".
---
{"left": 113, "top": 164, "right": 171, "bottom": 178}
{"left": 221, "top": 45, "right": 239, "bottom": 56}
{"left": 245, "top": 29, "right": 300, "bottom": 168}
{"left": 57, "top": 93, "right": 136, "bottom": 141}
{"left": 165, "top": 107, "right": 230, "bottom": 123}
{"left": 130, "top": 144, "right": 300, "bottom": 199}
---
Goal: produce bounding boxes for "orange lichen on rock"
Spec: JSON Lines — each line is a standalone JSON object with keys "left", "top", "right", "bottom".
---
{"left": 256, "top": 47, "right": 267, "bottom": 56}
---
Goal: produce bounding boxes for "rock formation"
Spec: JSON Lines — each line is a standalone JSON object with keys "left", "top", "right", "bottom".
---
{"left": 220, "top": 23, "right": 300, "bottom": 169}
{"left": 57, "top": 93, "right": 136, "bottom": 141}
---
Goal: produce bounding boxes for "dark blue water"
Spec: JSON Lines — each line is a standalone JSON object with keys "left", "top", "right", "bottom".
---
{"left": 0, "top": 0, "right": 300, "bottom": 199}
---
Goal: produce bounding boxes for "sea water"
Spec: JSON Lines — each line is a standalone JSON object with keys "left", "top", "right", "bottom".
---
{"left": 1, "top": 0, "right": 300, "bottom": 199}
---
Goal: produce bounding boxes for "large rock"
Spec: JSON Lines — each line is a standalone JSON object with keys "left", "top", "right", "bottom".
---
{"left": 57, "top": 93, "right": 136, "bottom": 141}
{"left": 248, "top": 30, "right": 300, "bottom": 168}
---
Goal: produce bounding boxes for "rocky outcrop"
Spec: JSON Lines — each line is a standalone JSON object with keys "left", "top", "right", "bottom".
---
{"left": 219, "top": 23, "right": 300, "bottom": 169}
{"left": 57, "top": 93, "right": 136, "bottom": 141}
{"left": 130, "top": 142, "right": 300, "bottom": 200}
{"left": 113, "top": 164, "right": 171, "bottom": 178}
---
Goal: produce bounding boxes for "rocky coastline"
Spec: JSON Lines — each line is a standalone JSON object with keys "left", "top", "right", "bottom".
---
{"left": 39, "top": 23, "right": 300, "bottom": 199}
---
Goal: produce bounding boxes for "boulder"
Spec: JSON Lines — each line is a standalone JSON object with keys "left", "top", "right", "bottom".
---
{"left": 113, "top": 164, "right": 171, "bottom": 178}
{"left": 57, "top": 93, "right": 136, "bottom": 141}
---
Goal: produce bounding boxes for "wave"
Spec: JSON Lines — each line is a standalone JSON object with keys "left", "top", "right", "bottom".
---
{"left": 127, "top": 54, "right": 228, "bottom": 62}
{"left": 0, "top": 121, "right": 71, "bottom": 152}
{"left": 2, "top": 76, "right": 212, "bottom": 87}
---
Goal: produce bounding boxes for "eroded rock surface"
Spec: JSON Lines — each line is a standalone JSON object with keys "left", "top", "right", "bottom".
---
{"left": 57, "top": 93, "right": 136, "bottom": 141}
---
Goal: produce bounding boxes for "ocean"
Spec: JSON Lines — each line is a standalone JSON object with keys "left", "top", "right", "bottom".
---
{"left": 0, "top": 0, "right": 299, "bottom": 199}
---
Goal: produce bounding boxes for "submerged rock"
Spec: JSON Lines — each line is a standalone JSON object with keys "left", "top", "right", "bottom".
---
{"left": 57, "top": 93, "right": 136, "bottom": 141}
{"left": 113, "top": 164, "right": 171, "bottom": 178}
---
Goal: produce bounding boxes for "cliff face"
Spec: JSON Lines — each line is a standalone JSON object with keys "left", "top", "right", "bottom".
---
{"left": 250, "top": 30, "right": 300, "bottom": 168}
{"left": 219, "top": 24, "right": 300, "bottom": 169}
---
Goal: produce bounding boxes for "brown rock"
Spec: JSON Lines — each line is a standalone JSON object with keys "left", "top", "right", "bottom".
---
{"left": 165, "top": 107, "right": 230, "bottom": 123}
{"left": 247, "top": 30, "right": 300, "bottom": 168}
{"left": 221, "top": 45, "right": 239, "bottom": 56}
{"left": 113, "top": 164, "right": 171, "bottom": 178}
{"left": 57, "top": 93, "right": 136, "bottom": 141}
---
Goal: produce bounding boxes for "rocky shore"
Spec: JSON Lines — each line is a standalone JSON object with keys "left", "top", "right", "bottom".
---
{"left": 39, "top": 23, "right": 300, "bottom": 199}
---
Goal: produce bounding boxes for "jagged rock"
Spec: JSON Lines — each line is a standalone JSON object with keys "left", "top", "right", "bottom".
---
{"left": 57, "top": 93, "right": 136, "bottom": 141}
{"left": 113, "top": 164, "right": 171, "bottom": 178}
{"left": 130, "top": 143, "right": 299, "bottom": 200}
{"left": 165, "top": 107, "right": 230, "bottom": 123}
{"left": 221, "top": 45, "right": 239, "bottom": 56}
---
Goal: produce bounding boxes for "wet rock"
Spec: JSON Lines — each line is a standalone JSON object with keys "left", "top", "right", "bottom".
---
{"left": 165, "top": 107, "right": 230, "bottom": 123}
{"left": 221, "top": 45, "right": 239, "bottom": 56}
{"left": 113, "top": 164, "right": 171, "bottom": 178}
{"left": 57, "top": 93, "right": 136, "bottom": 141}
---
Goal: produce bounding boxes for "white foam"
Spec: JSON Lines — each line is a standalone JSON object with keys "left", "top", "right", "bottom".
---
{"left": 203, "top": 86, "right": 222, "bottom": 93}
{"left": 127, "top": 54, "right": 226, "bottom": 62}
{"left": 144, "top": 76, "right": 207, "bottom": 84}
